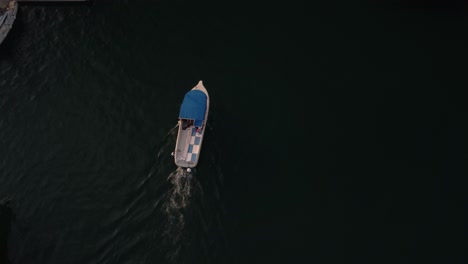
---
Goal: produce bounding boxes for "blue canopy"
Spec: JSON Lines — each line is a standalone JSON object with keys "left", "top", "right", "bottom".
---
{"left": 179, "top": 90, "right": 207, "bottom": 127}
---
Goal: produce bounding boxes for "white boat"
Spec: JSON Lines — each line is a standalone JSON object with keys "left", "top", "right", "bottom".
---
{"left": 0, "top": 0, "right": 18, "bottom": 45}
{"left": 173, "top": 80, "right": 209, "bottom": 171}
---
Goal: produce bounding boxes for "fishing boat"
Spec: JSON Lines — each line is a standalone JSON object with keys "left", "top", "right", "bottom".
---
{"left": 0, "top": 0, "right": 17, "bottom": 45}
{"left": 172, "top": 80, "right": 209, "bottom": 171}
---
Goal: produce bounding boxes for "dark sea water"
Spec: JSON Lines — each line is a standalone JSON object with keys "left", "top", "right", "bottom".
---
{"left": 0, "top": 0, "right": 467, "bottom": 263}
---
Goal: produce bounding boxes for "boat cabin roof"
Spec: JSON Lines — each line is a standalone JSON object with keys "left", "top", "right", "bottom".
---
{"left": 179, "top": 90, "right": 207, "bottom": 127}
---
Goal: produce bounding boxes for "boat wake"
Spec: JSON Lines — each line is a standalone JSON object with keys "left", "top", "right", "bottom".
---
{"left": 152, "top": 124, "right": 203, "bottom": 248}
{"left": 98, "top": 115, "right": 224, "bottom": 262}
{"left": 161, "top": 167, "right": 194, "bottom": 245}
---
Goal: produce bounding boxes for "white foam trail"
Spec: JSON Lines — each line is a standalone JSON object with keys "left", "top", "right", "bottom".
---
{"left": 166, "top": 167, "right": 192, "bottom": 210}
{"left": 162, "top": 167, "right": 193, "bottom": 244}
{"left": 157, "top": 124, "right": 204, "bottom": 248}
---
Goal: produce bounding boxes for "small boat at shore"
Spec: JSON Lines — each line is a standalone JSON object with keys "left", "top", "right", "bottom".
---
{"left": 0, "top": 0, "right": 18, "bottom": 45}
{"left": 172, "top": 80, "right": 209, "bottom": 171}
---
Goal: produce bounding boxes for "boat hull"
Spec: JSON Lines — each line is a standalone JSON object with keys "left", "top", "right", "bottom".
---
{"left": 0, "top": 0, "right": 17, "bottom": 45}
{"left": 174, "top": 81, "right": 209, "bottom": 168}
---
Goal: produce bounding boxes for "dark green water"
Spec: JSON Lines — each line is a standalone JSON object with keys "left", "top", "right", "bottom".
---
{"left": 0, "top": 0, "right": 467, "bottom": 263}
